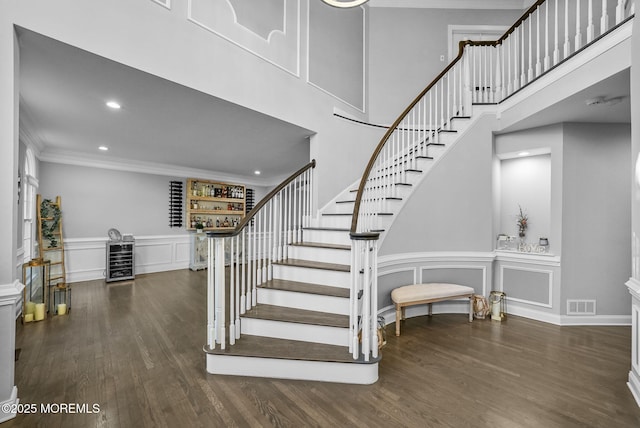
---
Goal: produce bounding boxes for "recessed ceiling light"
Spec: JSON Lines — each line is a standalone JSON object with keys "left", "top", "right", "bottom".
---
{"left": 106, "top": 101, "right": 121, "bottom": 109}
{"left": 254, "top": 170, "right": 261, "bottom": 175}
{"left": 98, "top": 145, "right": 109, "bottom": 151}
{"left": 518, "top": 151, "right": 530, "bottom": 157}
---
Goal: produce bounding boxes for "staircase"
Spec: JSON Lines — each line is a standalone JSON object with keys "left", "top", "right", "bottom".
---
{"left": 204, "top": 0, "right": 635, "bottom": 384}
{"left": 203, "top": 110, "right": 481, "bottom": 384}
{"left": 205, "top": 220, "right": 379, "bottom": 384}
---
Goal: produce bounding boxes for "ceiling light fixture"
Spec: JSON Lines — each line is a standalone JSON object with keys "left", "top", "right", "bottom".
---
{"left": 98, "top": 145, "right": 109, "bottom": 151}
{"left": 106, "top": 100, "right": 121, "bottom": 109}
{"left": 254, "top": 170, "right": 261, "bottom": 175}
{"left": 321, "top": 0, "right": 369, "bottom": 8}
{"left": 518, "top": 151, "right": 530, "bottom": 157}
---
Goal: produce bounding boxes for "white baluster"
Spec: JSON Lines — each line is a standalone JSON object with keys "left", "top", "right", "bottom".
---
{"left": 247, "top": 224, "right": 253, "bottom": 309}
{"left": 235, "top": 235, "right": 241, "bottom": 338}
{"left": 446, "top": 72, "right": 450, "bottom": 127}
{"left": 602, "top": 0, "right": 609, "bottom": 34}
{"left": 507, "top": 36, "right": 513, "bottom": 95}
{"left": 207, "top": 236, "right": 215, "bottom": 348}
{"left": 528, "top": 15, "right": 534, "bottom": 82}
{"left": 229, "top": 236, "right": 235, "bottom": 345}
{"left": 587, "top": 0, "right": 595, "bottom": 43}
{"left": 242, "top": 229, "right": 248, "bottom": 312}
{"left": 575, "top": 0, "right": 582, "bottom": 50}
{"left": 262, "top": 206, "right": 267, "bottom": 283}
{"left": 463, "top": 52, "right": 471, "bottom": 115}
{"left": 362, "top": 240, "right": 371, "bottom": 362}
{"left": 536, "top": 7, "right": 542, "bottom": 76}
{"left": 544, "top": 1, "right": 551, "bottom": 71}
{"left": 564, "top": 0, "right": 570, "bottom": 59}
{"left": 520, "top": 25, "right": 526, "bottom": 87}
{"left": 214, "top": 237, "right": 226, "bottom": 350}
{"left": 370, "top": 242, "right": 379, "bottom": 360}
{"left": 495, "top": 46, "right": 502, "bottom": 102}
{"left": 616, "top": 0, "right": 624, "bottom": 23}
{"left": 554, "top": 0, "right": 560, "bottom": 65}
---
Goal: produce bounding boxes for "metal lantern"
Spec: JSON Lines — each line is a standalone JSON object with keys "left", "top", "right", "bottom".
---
{"left": 489, "top": 291, "right": 506, "bottom": 321}
{"left": 22, "top": 258, "right": 50, "bottom": 322}
{"left": 49, "top": 283, "right": 71, "bottom": 315}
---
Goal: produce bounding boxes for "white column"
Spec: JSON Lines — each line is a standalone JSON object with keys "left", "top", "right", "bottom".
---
{"left": 0, "top": 18, "right": 22, "bottom": 424}
{"left": 627, "top": 278, "right": 640, "bottom": 407}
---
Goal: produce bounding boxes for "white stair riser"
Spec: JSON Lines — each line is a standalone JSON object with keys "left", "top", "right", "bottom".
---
{"left": 257, "top": 287, "right": 349, "bottom": 314}
{"left": 288, "top": 245, "right": 351, "bottom": 265}
{"left": 303, "top": 229, "right": 351, "bottom": 246}
{"left": 320, "top": 214, "right": 394, "bottom": 232}
{"left": 241, "top": 317, "right": 349, "bottom": 346}
{"left": 319, "top": 215, "right": 352, "bottom": 229}
{"left": 328, "top": 198, "right": 402, "bottom": 215}
{"left": 206, "top": 354, "right": 379, "bottom": 384}
{"left": 272, "top": 264, "right": 350, "bottom": 288}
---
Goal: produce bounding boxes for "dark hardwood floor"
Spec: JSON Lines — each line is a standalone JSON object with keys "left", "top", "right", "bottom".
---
{"left": 6, "top": 269, "right": 640, "bottom": 427}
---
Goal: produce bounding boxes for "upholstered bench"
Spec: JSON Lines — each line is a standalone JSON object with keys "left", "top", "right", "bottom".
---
{"left": 391, "top": 283, "right": 475, "bottom": 336}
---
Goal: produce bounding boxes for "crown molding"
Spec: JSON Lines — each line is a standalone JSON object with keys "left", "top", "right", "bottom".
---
{"left": 19, "top": 98, "right": 45, "bottom": 154}
{"left": 38, "top": 149, "right": 278, "bottom": 186}
{"left": 368, "top": 0, "right": 531, "bottom": 9}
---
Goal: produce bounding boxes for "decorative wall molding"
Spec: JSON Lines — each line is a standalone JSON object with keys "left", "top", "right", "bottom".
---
{"left": 65, "top": 235, "right": 191, "bottom": 283}
{"left": 495, "top": 250, "right": 561, "bottom": 266}
{"left": 306, "top": 3, "right": 366, "bottom": 112}
{"left": 379, "top": 251, "right": 495, "bottom": 268}
{"left": 421, "top": 264, "right": 487, "bottom": 296}
{"left": 188, "top": 0, "right": 300, "bottom": 76}
{"left": 499, "top": 264, "right": 553, "bottom": 308}
{"left": 150, "top": 0, "right": 171, "bottom": 10}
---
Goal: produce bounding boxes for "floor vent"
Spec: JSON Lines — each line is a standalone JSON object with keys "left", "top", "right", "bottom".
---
{"left": 567, "top": 300, "right": 596, "bottom": 315}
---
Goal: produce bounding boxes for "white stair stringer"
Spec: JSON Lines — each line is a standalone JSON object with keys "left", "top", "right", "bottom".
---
{"left": 318, "top": 107, "right": 496, "bottom": 247}
{"left": 205, "top": 353, "right": 379, "bottom": 385}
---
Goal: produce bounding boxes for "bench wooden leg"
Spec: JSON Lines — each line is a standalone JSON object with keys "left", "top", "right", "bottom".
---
{"left": 468, "top": 296, "right": 473, "bottom": 322}
{"left": 428, "top": 303, "right": 433, "bottom": 317}
{"left": 395, "top": 305, "right": 402, "bottom": 336}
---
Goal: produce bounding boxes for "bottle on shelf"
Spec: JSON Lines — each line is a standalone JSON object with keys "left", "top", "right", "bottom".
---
{"left": 216, "top": 217, "right": 220, "bottom": 227}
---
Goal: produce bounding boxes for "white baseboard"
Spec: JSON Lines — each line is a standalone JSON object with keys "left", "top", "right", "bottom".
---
{"left": 65, "top": 235, "right": 191, "bottom": 282}
{"left": 629, "top": 369, "right": 640, "bottom": 408}
{"left": 379, "top": 302, "right": 631, "bottom": 327}
{"left": 0, "top": 386, "right": 18, "bottom": 423}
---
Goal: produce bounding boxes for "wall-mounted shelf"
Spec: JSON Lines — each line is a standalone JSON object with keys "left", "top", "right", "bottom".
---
{"left": 186, "top": 178, "right": 246, "bottom": 231}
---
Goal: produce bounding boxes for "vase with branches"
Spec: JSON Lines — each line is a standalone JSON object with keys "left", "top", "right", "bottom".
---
{"left": 516, "top": 205, "right": 528, "bottom": 239}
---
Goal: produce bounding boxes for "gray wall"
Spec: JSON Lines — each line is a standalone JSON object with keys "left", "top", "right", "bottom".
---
{"left": 632, "top": 11, "right": 640, "bottom": 283}
{"left": 38, "top": 162, "right": 271, "bottom": 239}
{"left": 561, "top": 123, "right": 631, "bottom": 315}
{"left": 380, "top": 114, "right": 497, "bottom": 255}
{"left": 368, "top": 7, "right": 522, "bottom": 123}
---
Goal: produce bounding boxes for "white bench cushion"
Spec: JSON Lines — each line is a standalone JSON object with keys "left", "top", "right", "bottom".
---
{"left": 391, "top": 283, "right": 474, "bottom": 304}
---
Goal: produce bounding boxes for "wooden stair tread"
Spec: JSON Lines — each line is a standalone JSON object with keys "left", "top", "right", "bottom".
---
{"left": 303, "top": 227, "right": 349, "bottom": 232}
{"left": 242, "top": 303, "right": 349, "bottom": 327}
{"left": 289, "top": 242, "right": 351, "bottom": 251}
{"left": 204, "top": 335, "right": 379, "bottom": 364}
{"left": 273, "top": 258, "right": 350, "bottom": 272}
{"left": 258, "top": 278, "right": 350, "bottom": 298}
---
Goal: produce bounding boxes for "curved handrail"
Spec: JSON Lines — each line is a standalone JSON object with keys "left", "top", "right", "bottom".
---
{"left": 350, "top": 0, "right": 549, "bottom": 235}
{"left": 207, "top": 159, "right": 316, "bottom": 238}
{"left": 349, "top": 38, "right": 474, "bottom": 234}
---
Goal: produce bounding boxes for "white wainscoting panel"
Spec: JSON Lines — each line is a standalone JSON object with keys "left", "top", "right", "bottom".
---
{"left": 65, "top": 235, "right": 191, "bottom": 283}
